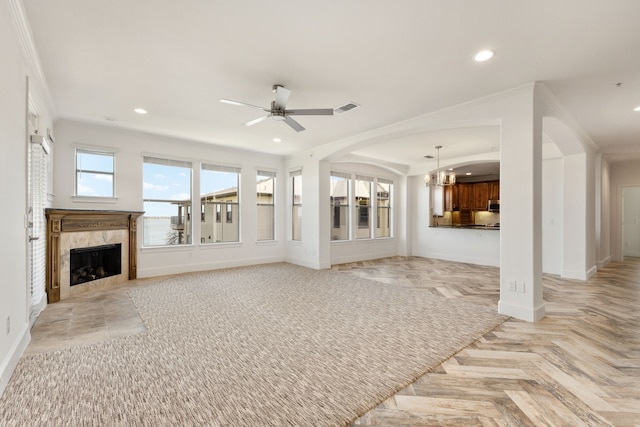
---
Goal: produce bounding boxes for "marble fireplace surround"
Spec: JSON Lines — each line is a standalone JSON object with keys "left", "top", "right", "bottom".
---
{"left": 45, "top": 209, "right": 143, "bottom": 303}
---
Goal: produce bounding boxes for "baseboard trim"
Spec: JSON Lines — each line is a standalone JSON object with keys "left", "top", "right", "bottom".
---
{"left": 137, "top": 255, "right": 286, "bottom": 278}
{"left": 498, "top": 300, "right": 546, "bottom": 322}
{"left": 562, "top": 264, "right": 597, "bottom": 281}
{"left": 596, "top": 256, "right": 612, "bottom": 269}
{"left": 0, "top": 324, "right": 30, "bottom": 398}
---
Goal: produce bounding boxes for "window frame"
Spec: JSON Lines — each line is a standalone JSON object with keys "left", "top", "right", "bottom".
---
{"left": 200, "top": 163, "right": 241, "bottom": 244}
{"left": 376, "top": 178, "right": 393, "bottom": 238}
{"left": 354, "top": 175, "right": 373, "bottom": 239}
{"left": 330, "top": 171, "right": 351, "bottom": 241}
{"left": 75, "top": 147, "right": 115, "bottom": 199}
{"left": 291, "top": 169, "right": 302, "bottom": 241}
{"left": 257, "top": 170, "right": 276, "bottom": 242}
{"left": 142, "top": 156, "right": 193, "bottom": 247}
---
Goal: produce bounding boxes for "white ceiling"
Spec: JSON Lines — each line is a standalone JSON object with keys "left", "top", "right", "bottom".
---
{"left": 22, "top": 0, "right": 640, "bottom": 169}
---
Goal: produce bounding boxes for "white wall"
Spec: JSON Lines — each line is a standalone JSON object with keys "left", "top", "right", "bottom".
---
{"left": 0, "top": 0, "right": 54, "bottom": 395}
{"left": 542, "top": 158, "right": 563, "bottom": 275}
{"left": 610, "top": 160, "right": 640, "bottom": 261}
{"left": 53, "top": 120, "right": 287, "bottom": 277}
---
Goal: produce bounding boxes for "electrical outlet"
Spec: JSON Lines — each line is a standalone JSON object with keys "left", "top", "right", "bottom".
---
{"left": 517, "top": 282, "right": 526, "bottom": 293}
{"left": 508, "top": 281, "right": 516, "bottom": 292}
{"left": 6, "top": 316, "right": 9, "bottom": 334}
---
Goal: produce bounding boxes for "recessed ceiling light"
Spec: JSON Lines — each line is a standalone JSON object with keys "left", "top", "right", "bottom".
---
{"left": 634, "top": 106, "right": 640, "bottom": 112}
{"left": 134, "top": 108, "right": 147, "bottom": 114}
{"left": 466, "top": 172, "right": 472, "bottom": 176}
{"left": 273, "top": 138, "right": 282, "bottom": 143}
{"left": 474, "top": 50, "right": 494, "bottom": 62}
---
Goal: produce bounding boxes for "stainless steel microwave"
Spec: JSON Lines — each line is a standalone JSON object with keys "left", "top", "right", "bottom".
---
{"left": 488, "top": 200, "right": 500, "bottom": 212}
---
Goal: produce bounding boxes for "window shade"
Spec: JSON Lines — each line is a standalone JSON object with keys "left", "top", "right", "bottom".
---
{"left": 378, "top": 178, "right": 393, "bottom": 184}
{"left": 257, "top": 170, "right": 277, "bottom": 178}
{"left": 143, "top": 156, "right": 192, "bottom": 168}
{"left": 289, "top": 169, "right": 302, "bottom": 177}
{"left": 202, "top": 163, "right": 242, "bottom": 174}
{"left": 355, "top": 175, "right": 374, "bottom": 182}
{"left": 331, "top": 171, "right": 351, "bottom": 179}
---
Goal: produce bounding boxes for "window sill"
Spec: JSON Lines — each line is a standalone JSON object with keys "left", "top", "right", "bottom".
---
{"left": 200, "top": 242, "right": 243, "bottom": 249}
{"left": 140, "top": 243, "right": 195, "bottom": 253}
{"left": 72, "top": 196, "right": 118, "bottom": 204}
{"left": 255, "top": 240, "right": 279, "bottom": 246}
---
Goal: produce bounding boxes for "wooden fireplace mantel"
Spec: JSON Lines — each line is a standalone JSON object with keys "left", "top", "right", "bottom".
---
{"left": 45, "top": 209, "right": 144, "bottom": 303}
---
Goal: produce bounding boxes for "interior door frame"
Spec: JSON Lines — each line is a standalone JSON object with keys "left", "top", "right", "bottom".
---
{"left": 620, "top": 184, "right": 640, "bottom": 260}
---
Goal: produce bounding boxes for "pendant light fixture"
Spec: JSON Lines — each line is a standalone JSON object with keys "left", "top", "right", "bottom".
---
{"left": 424, "top": 145, "right": 456, "bottom": 187}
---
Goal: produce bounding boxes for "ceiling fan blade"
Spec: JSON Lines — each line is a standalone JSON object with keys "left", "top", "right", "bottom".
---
{"left": 273, "top": 85, "right": 291, "bottom": 110}
{"left": 286, "top": 108, "right": 334, "bottom": 116}
{"left": 244, "top": 115, "right": 269, "bottom": 127}
{"left": 283, "top": 116, "right": 305, "bottom": 132}
{"left": 220, "top": 98, "right": 266, "bottom": 110}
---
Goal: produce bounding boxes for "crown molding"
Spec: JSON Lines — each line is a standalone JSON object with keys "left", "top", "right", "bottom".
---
{"left": 7, "top": 0, "right": 58, "bottom": 119}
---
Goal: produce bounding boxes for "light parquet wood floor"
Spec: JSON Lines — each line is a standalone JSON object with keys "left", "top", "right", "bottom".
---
{"left": 334, "top": 256, "right": 640, "bottom": 426}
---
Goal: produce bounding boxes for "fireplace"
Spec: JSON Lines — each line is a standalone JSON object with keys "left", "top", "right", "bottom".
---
{"left": 70, "top": 243, "right": 122, "bottom": 286}
{"left": 46, "top": 209, "right": 144, "bottom": 302}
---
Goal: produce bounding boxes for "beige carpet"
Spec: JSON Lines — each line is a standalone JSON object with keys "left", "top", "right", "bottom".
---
{"left": 1, "top": 263, "right": 507, "bottom": 426}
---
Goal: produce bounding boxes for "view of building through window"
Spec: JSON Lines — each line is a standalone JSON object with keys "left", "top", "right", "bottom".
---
{"left": 291, "top": 170, "right": 302, "bottom": 241}
{"left": 355, "top": 175, "right": 373, "bottom": 239}
{"left": 257, "top": 171, "right": 275, "bottom": 241}
{"left": 75, "top": 148, "right": 114, "bottom": 198}
{"left": 330, "top": 172, "right": 350, "bottom": 240}
{"left": 142, "top": 156, "right": 192, "bottom": 246}
{"left": 200, "top": 164, "right": 241, "bottom": 243}
{"left": 376, "top": 179, "right": 392, "bottom": 238}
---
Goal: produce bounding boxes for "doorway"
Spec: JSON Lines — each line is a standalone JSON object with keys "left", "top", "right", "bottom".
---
{"left": 622, "top": 186, "right": 640, "bottom": 258}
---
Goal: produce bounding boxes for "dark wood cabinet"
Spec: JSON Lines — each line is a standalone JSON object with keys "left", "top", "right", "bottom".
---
{"left": 472, "top": 182, "right": 489, "bottom": 210}
{"left": 444, "top": 184, "right": 459, "bottom": 211}
{"left": 489, "top": 181, "right": 500, "bottom": 200}
{"left": 458, "top": 183, "right": 470, "bottom": 210}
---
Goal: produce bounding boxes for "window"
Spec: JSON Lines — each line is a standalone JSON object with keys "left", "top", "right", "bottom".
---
{"left": 257, "top": 170, "right": 276, "bottom": 241}
{"left": 330, "top": 172, "right": 350, "bottom": 241}
{"left": 355, "top": 175, "right": 372, "bottom": 239}
{"left": 291, "top": 170, "right": 302, "bottom": 241}
{"left": 76, "top": 148, "right": 115, "bottom": 198}
{"left": 142, "top": 156, "right": 192, "bottom": 246}
{"left": 201, "top": 163, "right": 240, "bottom": 243}
{"left": 376, "top": 178, "right": 392, "bottom": 238}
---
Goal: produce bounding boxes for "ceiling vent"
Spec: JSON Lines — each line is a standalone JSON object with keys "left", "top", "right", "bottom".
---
{"left": 334, "top": 102, "right": 359, "bottom": 114}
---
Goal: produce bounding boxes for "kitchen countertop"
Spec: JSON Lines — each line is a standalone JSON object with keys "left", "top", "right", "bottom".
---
{"left": 429, "top": 224, "right": 500, "bottom": 230}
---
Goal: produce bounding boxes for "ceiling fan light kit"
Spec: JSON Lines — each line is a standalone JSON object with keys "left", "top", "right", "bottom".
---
{"left": 220, "top": 84, "right": 354, "bottom": 132}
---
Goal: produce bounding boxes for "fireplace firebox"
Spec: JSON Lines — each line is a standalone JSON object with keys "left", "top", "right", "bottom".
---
{"left": 70, "top": 244, "right": 122, "bottom": 286}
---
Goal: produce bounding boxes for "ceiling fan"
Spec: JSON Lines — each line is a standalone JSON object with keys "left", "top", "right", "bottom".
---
{"left": 220, "top": 84, "right": 349, "bottom": 132}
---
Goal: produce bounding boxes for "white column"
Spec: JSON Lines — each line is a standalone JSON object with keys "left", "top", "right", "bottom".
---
{"left": 498, "top": 90, "right": 546, "bottom": 322}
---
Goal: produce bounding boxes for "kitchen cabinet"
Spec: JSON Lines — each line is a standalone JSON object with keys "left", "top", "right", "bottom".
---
{"left": 489, "top": 181, "right": 500, "bottom": 200}
{"left": 458, "top": 183, "right": 471, "bottom": 210}
{"left": 444, "top": 184, "right": 459, "bottom": 211}
{"left": 472, "top": 182, "right": 489, "bottom": 210}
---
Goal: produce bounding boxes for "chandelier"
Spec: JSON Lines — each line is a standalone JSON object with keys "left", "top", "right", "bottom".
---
{"left": 424, "top": 145, "right": 456, "bottom": 187}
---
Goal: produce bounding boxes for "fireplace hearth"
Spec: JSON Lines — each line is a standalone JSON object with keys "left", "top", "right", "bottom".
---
{"left": 70, "top": 243, "right": 122, "bottom": 286}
